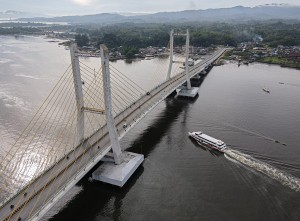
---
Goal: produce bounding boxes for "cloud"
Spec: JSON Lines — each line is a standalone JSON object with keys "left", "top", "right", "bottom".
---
{"left": 72, "top": 0, "right": 93, "bottom": 6}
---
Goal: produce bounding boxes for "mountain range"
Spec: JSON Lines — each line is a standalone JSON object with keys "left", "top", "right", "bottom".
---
{"left": 12, "top": 4, "right": 300, "bottom": 24}
{"left": 0, "top": 10, "right": 48, "bottom": 19}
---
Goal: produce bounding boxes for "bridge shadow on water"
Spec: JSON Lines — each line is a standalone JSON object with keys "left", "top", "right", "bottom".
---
{"left": 48, "top": 164, "right": 144, "bottom": 221}
{"left": 49, "top": 77, "right": 208, "bottom": 221}
{"left": 127, "top": 73, "right": 208, "bottom": 157}
{"left": 126, "top": 94, "right": 197, "bottom": 157}
{"left": 49, "top": 97, "right": 196, "bottom": 221}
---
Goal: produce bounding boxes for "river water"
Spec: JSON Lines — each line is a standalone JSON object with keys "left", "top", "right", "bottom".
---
{"left": 1, "top": 36, "right": 300, "bottom": 221}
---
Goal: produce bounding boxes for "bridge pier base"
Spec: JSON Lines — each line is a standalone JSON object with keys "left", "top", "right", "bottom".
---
{"left": 177, "top": 86, "right": 199, "bottom": 98}
{"left": 191, "top": 73, "right": 201, "bottom": 80}
{"left": 92, "top": 151, "right": 144, "bottom": 187}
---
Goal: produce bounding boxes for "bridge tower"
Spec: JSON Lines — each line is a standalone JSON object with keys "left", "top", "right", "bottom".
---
{"left": 100, "top": 44, "right": 123, "bottom": 164}
{"left": 184, "top": 29, "right": 192, "bottom": 90}
{"left": 176, "top": 29, "right": 200, "bottom": 98}
{"left": 166, "top": 29, "right": 174, "bottom": 80}
{"left": 91, "top": 44, "right": 144, "bottom": 187}
{"left": 70, "top": 44, "right": 85, "bottom": 144}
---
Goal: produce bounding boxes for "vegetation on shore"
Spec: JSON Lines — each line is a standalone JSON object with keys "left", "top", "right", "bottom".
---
{"left": 2, "top": 20, "right": 300, "bottom": 49}
{"left": 223, "top": 50, "right": 300, "bottom": 70}
{"left": 1, "top": 20, "right": 300, "bottom": 69}
{"left": 74, "top": 21, "right": 300, "bottom": 48}
{"left": 258, "top": 57, "right": 300, "bottom": 70}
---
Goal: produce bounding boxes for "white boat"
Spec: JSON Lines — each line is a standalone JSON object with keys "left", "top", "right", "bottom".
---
{"left": 188, "top": 131, "right": 227, "bottom": 152}
{"left": 145, "top": 54, "right": 154, "bottom": 60}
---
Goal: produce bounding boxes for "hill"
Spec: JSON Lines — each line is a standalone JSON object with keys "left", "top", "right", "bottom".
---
{"left": 18, "top": 4, "right": 300, "bottom": 24}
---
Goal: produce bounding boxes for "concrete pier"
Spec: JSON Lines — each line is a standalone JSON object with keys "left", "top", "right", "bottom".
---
{"left": 177, "top": 86, "right": 199, "bottom": 98}
{"left": 92, "top": 151, "right": 144, "bottom": 187}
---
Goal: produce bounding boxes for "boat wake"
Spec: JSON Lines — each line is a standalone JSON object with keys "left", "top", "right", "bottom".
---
{"left": 224, "top": 122, "right": 287, "bottom": 146}
{"left": 224, "top": 149, "right": 300, "bottom": 191}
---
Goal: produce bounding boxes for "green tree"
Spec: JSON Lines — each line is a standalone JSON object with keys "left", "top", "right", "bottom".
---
{"left": 75, "top": 34, "right": 89, "bottom": 47}
{"left": 123, "top": 47, "right": 138, "bottom": 59}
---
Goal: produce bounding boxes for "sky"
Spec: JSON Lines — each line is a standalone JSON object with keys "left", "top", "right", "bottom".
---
{"left": 0, "top": 0, "right": 299, "bottom": 16}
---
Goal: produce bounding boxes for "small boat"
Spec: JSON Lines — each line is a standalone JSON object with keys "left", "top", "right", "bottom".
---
{"left": 188, "top": 131, "right": 227, "bottom": 152}
{"left": 262, "top": 87, "right": 270, "bottom": 93}
{"left": 145, "top": 54, "right": 154, "bottom": 60}
{"left": 278, "top": 82, "right": 284, "bottom": 85}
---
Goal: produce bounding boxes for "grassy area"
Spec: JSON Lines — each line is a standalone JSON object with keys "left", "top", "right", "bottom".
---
{"left": 223, "top": 50, "right": 253, "bottom": 60}
{"left": 259, "top": 56, "right": 300, "bottom": 70}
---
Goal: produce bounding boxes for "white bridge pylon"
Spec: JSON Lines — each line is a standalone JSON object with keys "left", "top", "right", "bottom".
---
{"left": 167, "top": 29, "right": 197, "bottom": 97}
{"left": 100, "top": 44, "right": 123, "bottom": 165}
{"left": 71, "top": 43, "right": 144, "bottom": 186}
{"left": 92, "top": 45, "right": 144, "bottom": 186}
{"left": 70, "top": 43, "right": 124, "bottom": 165}
{"left": 70, "top": 44, "right": 85, "bottom": 144}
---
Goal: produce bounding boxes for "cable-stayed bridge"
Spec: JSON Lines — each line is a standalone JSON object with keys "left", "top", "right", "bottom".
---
{"left": 0, "top": 30, "right": 227, "bottom": 221}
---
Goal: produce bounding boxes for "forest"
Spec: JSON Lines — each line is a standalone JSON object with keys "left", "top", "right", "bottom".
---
{"left": 1, "top": 20, "right": 300, "bottom": 49}
{"left": 74, "top": 21, "right": 300, "bottom": 49}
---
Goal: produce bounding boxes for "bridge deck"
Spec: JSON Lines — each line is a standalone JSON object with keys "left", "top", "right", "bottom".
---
{"left": 0, "top": 48, "right": 227, "bottom": 221}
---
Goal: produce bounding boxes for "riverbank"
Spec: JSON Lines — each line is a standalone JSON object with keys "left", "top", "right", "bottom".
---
{"left": 258, "top": 56, "right": 300, "bottom": 70}
{"left": 223, "top": 49, "right": 300, "bottom": 70}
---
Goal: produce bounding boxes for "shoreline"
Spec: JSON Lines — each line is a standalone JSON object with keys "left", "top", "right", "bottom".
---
{"left": 220, "top": 59, "right": 300, "bottom": 71}
{"left": 257, "top": 57, "right": 300, "bottom": 70}
{"left": 222, "top": 50, "right": 300, "bottom": 70}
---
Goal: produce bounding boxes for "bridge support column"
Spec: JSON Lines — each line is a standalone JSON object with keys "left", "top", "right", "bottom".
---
{"left": 166, "top": 29, "right": 174, "bottom": 80}
{"left": 185, "top": 29, "right": 192, "bottom": 90}
{"left": 70, "top": 44, "right": 84, "bottom": 144}
{"left": 176, "top": 29, "right": 199, "bottom": 98}
{"left": 100, "top": 44, "right": 123, "bottom": 165}
{"left": 92, "top": 44, "right": 144, "bottom": 187}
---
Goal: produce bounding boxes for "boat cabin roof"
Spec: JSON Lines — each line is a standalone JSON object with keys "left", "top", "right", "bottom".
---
{"left": 196, "top": 132, "right": 224, "bottom": 145}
